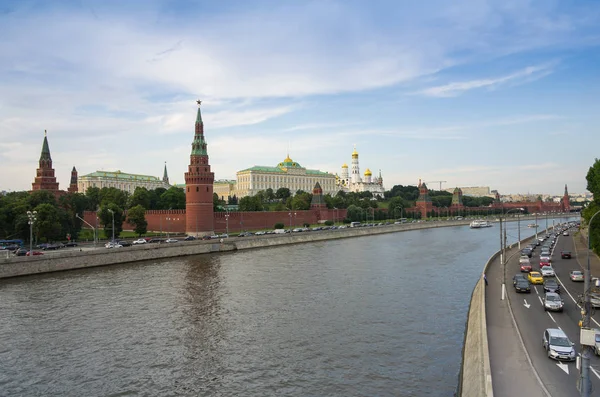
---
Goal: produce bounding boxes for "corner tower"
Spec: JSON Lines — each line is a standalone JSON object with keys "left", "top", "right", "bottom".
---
{"left": 185, "top": 100, "right": 215, "bottom": 236}
{"left": 32, "top": 130, "right": 60, "bottom": 193}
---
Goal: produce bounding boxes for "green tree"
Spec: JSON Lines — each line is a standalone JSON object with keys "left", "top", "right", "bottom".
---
{"left": 265, "top": 188, "right": 275, "bottom": 201}
{"left": 129, "top": 187, "right": 151, "bottom": 209}
{"left": 273, "top": 202, "right": 287, "bottom": 211}
{"left": 34, "top": 203, "right": 62, "bottom": 242}
{"left": 276, "top": 187, "right": 291, "bottom": 200}
{"left": 85, "top": 186, "right": 101, "bottom": 210}
{"left": 127, "top": 205, "right": 148, "bottom": 236}
{"left": 290, "top": 192, "right": 311, "bottom": 210}
{"left": 100, "top": 187, "right": 129, "bottom": 209}
{"left": 98, "top": 204, "right": 124, "bottom": 240}
{"left": 28, "top": 190, "right": 56, "bottom": 208}
{"left": 160, "top": 186, "right": 186, "bottom": 209}
{"left": 213, "top": 192, "right": 225, "bottom": 211}
{"left": 346, "top": 204, "right": 365, "bottom": 222}
{"left": 238, "top": 196, "right": 264, "bottom": 211}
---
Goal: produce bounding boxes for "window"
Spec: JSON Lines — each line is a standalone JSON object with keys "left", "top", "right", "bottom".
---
{"left": 196, "top": 187, "right": 199, "bottom": 192}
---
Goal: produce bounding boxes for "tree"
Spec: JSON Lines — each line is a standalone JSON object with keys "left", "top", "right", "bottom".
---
{"left": 34, "top": 203, "right": 62, "bottom": 242}
{"left": 127, "top": 205, "right": 148, "bottom": 236}
{"left": 98, "top": 204, "right": 124, "bottom": 239}
{"left": 129, "top": 187, "right": 151, "bottom": 209}
{"left": 85, "top": 186, "right": 101, "bottom": 210}
{"left": 276, "top": 187, "right": 291, "bottom": 200}
{"left": 100, "top": 187, "right": 129, "bottom": 209}
{"left": 238, "top": 196, "right": 264, "bottom": 211}
{"left": 213, "top": 192, "right": 225, "bottom": 211}
{"left": 586, "top": 158, "right": 600, "bottom": 202}
{"left": 346, "top": 204, "right": 365, "bottom": 222}
{"left": 290, "top": 192, "right": 311, "bottom": 210}
{"left": 265, "top": 188, "right": 275, "bottom": 201}
{"left": 160, "top": 187, "right": 186, "bottom": 210}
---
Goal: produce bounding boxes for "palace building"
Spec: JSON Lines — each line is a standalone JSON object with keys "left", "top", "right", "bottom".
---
{"left": 77, "top": 163, "right": 171, "bottom": 194}
{"left": 234, "top": 155, "right": 337, "bottom": 198}
{"left": 335, "top": 146, "right": 385, "bottom": 198}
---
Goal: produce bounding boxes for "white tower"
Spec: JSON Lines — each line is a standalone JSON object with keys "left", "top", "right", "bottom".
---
{"left": 341, "top": 163, "right": 349, "bottom": 186}
{"left": 364, "top": 168, "right": 372, "bottom": 183}
{"left": 351, "top": 145, "right": 361, "bottom": 184}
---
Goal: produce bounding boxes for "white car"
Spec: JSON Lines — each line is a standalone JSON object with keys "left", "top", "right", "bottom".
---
{"left": 133, "top": 238, "right": 147, "bottom": 245}
{"left": 570, "top": 270, "right": 584, "bottom": 282}
{"left": 105, "top": 242, "right": 122, "bottom": 249}
{"left": 165, "top": 238, "right": 179, "bottom": 243}
{"left": 540, "top": 254, "right": 551, "bottom": 263}
{"left": 541, "top": 265, "right": 555, "bottom": 277}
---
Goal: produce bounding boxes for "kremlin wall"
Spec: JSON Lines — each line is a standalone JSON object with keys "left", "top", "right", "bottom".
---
{"left": 30, "top": 101, "right": 571, "bottom": 237}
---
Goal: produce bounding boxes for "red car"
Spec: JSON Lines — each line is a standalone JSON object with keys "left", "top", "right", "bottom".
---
{"left": 539, "top": 260, "right": 550, "bottom": 269}
{"left": 561, "top": 251, "right": 572, "bottom": 259}
{"left": 26, "top": 250, "right": 44, "bottom": 256}
{"left": 520, "top": 263, "right": 532, "bottom": 272}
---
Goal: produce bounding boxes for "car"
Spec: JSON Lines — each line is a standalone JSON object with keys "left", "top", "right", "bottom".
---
{"left": 539, "top": 254, "right": 551, "bottom": 263}
{"left": 521, "top": 248, "right": 533, "bottom": 258}
{"left": 165, "top": 238, "right": 179, "bottom": 243}
{"left": 105, "top": 241, "right": 122, "bottom": 248}
{"left": 528, "top": 272, "right": 544, "bottom": 284}
{"left": 201, "top": 235, "right": 212, "bottom": 240}
{"left": 514, "top": 279, "right": 531, "bottom": 293}
{"left": 513, "top": 273, "right": 528, "bottom": 285}
{"left": 147, "top": 238, "right": 164, "bottom": 244}
{"left": 519, "top": 255, "right": 531, "bottom": 264}
{"left": 543, "top": 292, "right": 564, "bottom": 312}
{"left": 570, "top": 270, "right": 584, "bottom": 282}
{"left": 184, "top": 236, "right": 197, "bottom": 241}
{"left": 64, "top": 241, "right": 78, "bottom": 247}
{"left": 25, "top": 250, "right": 44, "bottom": 256}
{"left": 543, "top": 279, "right": 561, "bottom": 293}
{"left": 541, "top": 265, "right": 555, "bottom": 277}
{"left": 14, "top": 248, "right": 28, "bottom": 256}
{"left": 539, "top": 260, "right": 551, "bottom": 269}
{"left": 543, "top": 328, "right": 575, "bottom": 361}
{"left": 520, "top": 262, "right": 532, "bottom": 272}
{"left": 563, "top": 231, "right": 569, "bottom": 236}
{"left": 44, "top": 243, "right": 63, "bottom": 250}
{"left": 133, "top": 238, "right": 147, "bottom": 245}
{"left": 561, "top": 251, "right": 572, "bottom": 259}
{"left": 36, "top": 243, "right": 51, "bottom": 250}
{"left": 117, "top": 240, "right": 131, "bottom": 247}
{"left": 219, "top": 234, "right": 229, "bottom": 238}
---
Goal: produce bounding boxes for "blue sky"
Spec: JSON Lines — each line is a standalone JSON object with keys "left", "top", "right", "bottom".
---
{"left": 1, "top": 0, "right": 599, "bottom": 195}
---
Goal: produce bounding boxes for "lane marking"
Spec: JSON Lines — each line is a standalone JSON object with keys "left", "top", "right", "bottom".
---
{"left": 591, "top": 366, "right": 600, "bottom": 381}
{"left": 548, "top": 312, "right": 557, "bottom": 323}
{"left": 538, "top": 296, "right": 544, "bottom": 305}
{"left": 555, "top": 267, "right": 600, "bottom": 329}
{"left": 535, "top": 286, "right": 539, "bottom": 295}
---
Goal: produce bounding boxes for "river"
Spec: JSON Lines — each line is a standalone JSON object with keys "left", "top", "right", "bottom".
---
{"left": 0, "top": 217, "right": 576, "bottom": 396}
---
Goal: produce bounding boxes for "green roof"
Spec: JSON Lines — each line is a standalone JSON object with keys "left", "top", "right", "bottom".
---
{"left": 238, "top": 159, "right": 332, "bottom": 176}
{"left": 40, "top": 132, "right": 51, "bottom": 162}
{"left": 81, "top": 170, "right": 160, "bottom": 181}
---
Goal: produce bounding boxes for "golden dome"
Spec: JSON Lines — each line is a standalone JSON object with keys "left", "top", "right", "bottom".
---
{"left": 342, "top": 163, "right": 348, "bottom": 168}
{"left": 364, "top": 168, "right": 372, "bottom": 176}
{"left": 284, "top": 154, "right": 293, "bottom": 163}
{"left": 352, "top": 147, "right": 358, "bottom": 158}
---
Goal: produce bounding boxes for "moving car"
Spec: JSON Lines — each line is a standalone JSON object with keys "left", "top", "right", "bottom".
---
{"left": 543, "top": 279, "right": 561, "bottom": 293}
{"left": 540, "top": 253, "right": 551, "bottom": 263}
{"left": 519, "top": 255, "right": 531, "bottom": 264}
{"left": 539, "top": 260, "right": 551, "bottom": 269}
{"left": 570, "top": 270, "right": 584, "bottom": 282}
{"left": 105, "top": 242, "right": 122, "bottom": 248}
{"left": 165, "top": 238, "right": 179, "bottom": 243}
{"left": 514, "top": 279, "right": 531, "bottom": 293}
{"left": 543, "top": 292, "right": 564, "bottom": 312}
{"left": 542, "top": 328, "right": 575, "bottom": 361}
{"left": 541, "top": 265, "right": 555, "bottom": 277}
{"left": 563, "top": 231, "right": 569, "bottom": 236}
{"left": 520, "top": 262, "right": 532, "bottom": 272}
{"left": 528, "top": 272, "right": 544, "bottom": 284}
{"left": 561, "top": 251, "right": 572, "bottom": 259}
{"left": 117, "top": 240, "right": 131, "bottom": 247}
{"left": 521, "top": 248, "right": 533, "bottom": 258}
{"left": 25, "top": 250, "right": 44, "bottom": 256}
{"left": 513, "top": 274, "right": 528, "bottom": 285}
{"left": 133, "top": 238, "right": 147, "bottom": 245}
{"left": 184, "top": 236, "right": 197, "bottom": 241}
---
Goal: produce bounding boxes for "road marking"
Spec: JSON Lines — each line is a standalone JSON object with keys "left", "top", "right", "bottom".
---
{"left": 535, "top": 286, "right": 539, "bottom": 295}
{"left": 548, "top": 312, "right": 557, "bottom": 323}
{"left": 524, "top": 299, "right": 531, "bottom": 308}
{"left": 556, "top": 271, "right": 600, "bottom": 329}
{"left": 538, "top": 296, "right": 544, "bottom": 305}
{"left": 590, "top": 366, "right": 600, "bottom": 381}
{"left": 556, "top": 361, "right": 569, "bottom": 375}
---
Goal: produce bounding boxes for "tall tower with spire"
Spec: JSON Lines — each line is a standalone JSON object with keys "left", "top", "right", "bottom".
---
{"left": 185, "top": 101, "right": 215, "bottom": 236}
{"left": 562, "top": 184, "right": 570, "bottom": 212}
{"left": 31, "top": 130, "right": 60, "bottom": 193}
{"left": 67, "top": 166, "right": 78, "bottom": 193}
{"left": 350, "top": 145, "right": 361, "bottom": 184}
{"left": 163, "top": 162, "right": 170, "bottom": 185}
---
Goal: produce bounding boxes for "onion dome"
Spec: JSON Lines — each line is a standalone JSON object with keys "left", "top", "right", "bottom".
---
{"left": 364, "top": 168, "right": 372, "bottom": 176}
{"left": 342, "top": 163, "right": 348, "bottom": 168}
{"left": 284, "top": 154, "right": 293, "bottom": 163}
{"left": 352, "top": 146, "right": 359, "bottom": 158}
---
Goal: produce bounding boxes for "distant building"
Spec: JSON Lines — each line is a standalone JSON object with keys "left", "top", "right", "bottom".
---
{"left": 214, "top": 179, "right": 237, "bottom": 201}
{"left": 335, "top": 146, "right": 385, "bottom": 198}
{"left": 235, "top": 154, "right": 337, "bottom": 198}
{"left": 445, "top": 186, "right": 490, "bottom": 197}
{"left": 78, "top": 165, "right": 171, "bottom": 194}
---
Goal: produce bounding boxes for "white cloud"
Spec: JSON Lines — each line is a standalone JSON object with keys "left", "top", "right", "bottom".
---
{"left": 418, "top": 63, "right": 556, "bottom": 97}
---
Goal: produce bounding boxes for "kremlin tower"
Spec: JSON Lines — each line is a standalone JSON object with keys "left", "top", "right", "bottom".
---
{"left": 185, "top": 101, "right": 215, "bottom": 236}
{"left": 67, "top": 166, "right": 78, "bottom": 193}
{"left": 31, "top": 130, "right": 60, "bottom": 194}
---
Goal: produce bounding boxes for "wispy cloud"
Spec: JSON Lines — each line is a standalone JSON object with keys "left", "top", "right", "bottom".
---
{"left": 418, "top": 63, "right": 556, "bottom": 97}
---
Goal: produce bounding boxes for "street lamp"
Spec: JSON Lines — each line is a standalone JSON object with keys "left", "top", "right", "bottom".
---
{"left": 395, "top": 206, "right": 403, "bottom": 221}
{"left": 107, "top": 209, "right": 115, "bottom": 243}
{"left": 26, "top": 210, "right": 37, "bottom": 255}
{"left": 333, "top": 207, "right": 338, "bottom": 225}
{"left": 288, "top": 211, "right": 292, "bottom": 230}
{"left": 225, "top": 212, "right": 230, "bottom": 236}
{"left": 581, "top": 209, "right": 600, "bottom": 396}
{"left": 500, "top": 207, "right": 524, "bottom": 300}
{"left": 76, "top": 213, "right": 96, "bottom": 248}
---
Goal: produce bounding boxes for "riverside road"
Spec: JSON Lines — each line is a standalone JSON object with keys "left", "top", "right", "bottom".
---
{"left": 0, "top": 217, "right": 575, "bottom": 396}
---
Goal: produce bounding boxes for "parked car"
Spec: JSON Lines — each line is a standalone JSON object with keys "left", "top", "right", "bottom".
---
{"left": 543, "top": 292, "right": 564, "bottom": 312}
{"left": 105, "top": 242, "right": 123, "bottom": 248}
{"left": 570, "top": 270, "right": 584, "bottom": 282}
{"left": 561, "top": 251, "right": 572, "bottom": 259}
{"left": 64, "top": 241, "right": 78, "bottom": 247}
{"left": 543, "top": 328, "right": 575, "bottom": 361}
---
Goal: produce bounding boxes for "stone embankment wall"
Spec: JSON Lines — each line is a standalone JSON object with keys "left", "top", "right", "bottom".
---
{"left": 1, "top": 220, "right": 472, "bottom": 279}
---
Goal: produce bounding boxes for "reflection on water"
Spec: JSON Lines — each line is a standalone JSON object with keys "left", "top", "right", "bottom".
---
{"left": 0, "top": 219, "right": 576, "bottom": 396}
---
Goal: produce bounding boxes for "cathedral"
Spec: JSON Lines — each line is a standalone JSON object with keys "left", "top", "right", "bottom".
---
{"left": 335, "top": 146, "right": 385, "bottom": 198}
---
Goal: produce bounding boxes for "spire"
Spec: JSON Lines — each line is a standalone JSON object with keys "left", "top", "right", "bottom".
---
{"left": 564, "top": 184, "right": 568, "bottom": 195}
{"left": 163, "top": 161, "right": 169, "bottom": 184}
{"left": 40, "top": 130, "right": 51, "bottom": 162}
{"left": 196, "top": 100, "right": 203, "bottom": 123}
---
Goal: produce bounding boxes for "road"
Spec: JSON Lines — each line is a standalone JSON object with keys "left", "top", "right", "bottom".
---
{"left": 494, "top": 224, "right": 600, "bottom": 396}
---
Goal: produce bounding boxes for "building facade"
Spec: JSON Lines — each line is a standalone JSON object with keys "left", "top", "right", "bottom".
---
{"left": 234, "top": 155, "right": 337, "bottom": 198}
{"left": 336, "top": 146, "right": 385, "bottom": 198}
{"left": 214, "top": 179, "right": 237, "bottom": 201}
{"left": 444, "top": 186, "right": 491, "bottom": 197}
{"left": 78, "top": 166, "right": 171, "bottom": 194}
{"left": 184, "top": 100, "right": 215, "bottom": 235}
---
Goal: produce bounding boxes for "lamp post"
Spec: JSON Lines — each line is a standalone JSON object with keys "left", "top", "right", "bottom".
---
{"left": 225, "top": 212, "right": 230, "bottom": 236}
{"left": 26, "top": 211, "right": 37, "bottom": 255}
{"left": 395, "top": 206, "right": 403, "bottom": 221}
{"left": 288, "top": 211, "right": 292, "bottom": 230}
{"left": 500, "top": 207, "right": 524, "bottom": 300}
{"left": 107, "top": 209, "right": 115, "bottom": 243}
{"left": 333, "top": 207, "right": 338, "bottom": 225}
{"left": 581, "top": 209, "right": 600, "bottom": 397}
{"left": 76, "top": 214, "right": 96, "bottom": 248}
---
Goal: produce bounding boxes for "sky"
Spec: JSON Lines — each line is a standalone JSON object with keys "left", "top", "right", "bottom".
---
{"left": 1, "top": 0, "right": 599, "bottom": 196}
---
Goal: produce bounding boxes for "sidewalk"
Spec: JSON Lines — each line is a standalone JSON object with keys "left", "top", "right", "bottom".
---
{"left": 485, "top": 249, "right": 549, "bottom": 397}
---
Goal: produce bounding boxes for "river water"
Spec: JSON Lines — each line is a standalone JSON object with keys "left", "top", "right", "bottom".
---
{"left": 0, "top": 218, "right": 576, "bottom": 396}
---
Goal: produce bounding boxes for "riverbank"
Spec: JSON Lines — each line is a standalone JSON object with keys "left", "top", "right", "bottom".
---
{"left": 0, "top": 215, "right": 563, "bottom": 280}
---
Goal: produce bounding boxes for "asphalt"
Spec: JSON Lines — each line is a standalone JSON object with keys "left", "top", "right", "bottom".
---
{"left": 488, "top": 224, "right": 600, "bottom": 397}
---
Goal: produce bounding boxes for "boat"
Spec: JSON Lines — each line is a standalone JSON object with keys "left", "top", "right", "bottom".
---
{"left": 470, "top": 219, "right": 493, "bottom": 229}
{"left": 528, "top": 223, "right": 538, "bottom": 228}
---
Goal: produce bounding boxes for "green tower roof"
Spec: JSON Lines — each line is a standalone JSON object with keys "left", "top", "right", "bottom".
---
{"left": 191, "top": 101, "right": 208, "bottom": 156}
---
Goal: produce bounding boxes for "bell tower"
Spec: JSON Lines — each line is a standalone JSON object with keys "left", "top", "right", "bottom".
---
{"left": 185, "top": 101, "right": 215, "bottom": 236}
